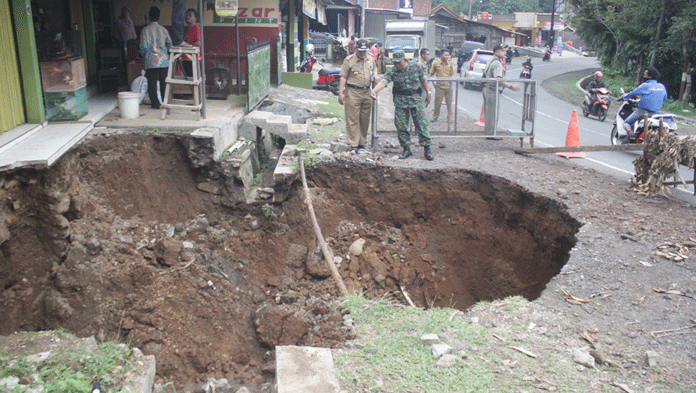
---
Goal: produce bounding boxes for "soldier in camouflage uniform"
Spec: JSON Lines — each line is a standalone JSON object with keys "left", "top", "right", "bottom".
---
{"left": 371, "top": 50, "right": 434, "bottom": 160}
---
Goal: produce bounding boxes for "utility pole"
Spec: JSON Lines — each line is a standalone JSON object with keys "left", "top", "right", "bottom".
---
{"left": 548, "top": 0, "right": 556, "bottom": 49}
{"left": 360, "top": 0, "right": 366, "bottom": 37}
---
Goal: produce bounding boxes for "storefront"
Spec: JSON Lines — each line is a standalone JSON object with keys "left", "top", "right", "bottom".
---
{"left": 1, "top": 0, "right": 281, "bottom": 134}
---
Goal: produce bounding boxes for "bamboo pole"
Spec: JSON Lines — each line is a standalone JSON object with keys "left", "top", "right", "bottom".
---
{"left": 300, "top": 159, "right": 349, "bottom": 296}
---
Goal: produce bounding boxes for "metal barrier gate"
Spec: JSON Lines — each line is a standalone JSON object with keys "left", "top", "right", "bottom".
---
{"left": 371, "top": 77, "right": 538, "bottom": 148}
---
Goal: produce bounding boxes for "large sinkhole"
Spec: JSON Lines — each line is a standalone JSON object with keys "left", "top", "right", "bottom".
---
{"left": 0, "top": 134, "right": 579, "bottom": 387}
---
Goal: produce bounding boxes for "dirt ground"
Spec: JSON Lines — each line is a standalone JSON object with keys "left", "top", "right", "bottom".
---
{"left": 1, "top": 75, "right": 695, "bottom": 392}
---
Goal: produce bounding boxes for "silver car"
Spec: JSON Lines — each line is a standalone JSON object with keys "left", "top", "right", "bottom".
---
{"left": 462, "top": 49, "right": 495, "bottom": 90}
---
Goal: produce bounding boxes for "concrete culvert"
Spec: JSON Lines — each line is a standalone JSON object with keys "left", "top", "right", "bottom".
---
{"left": 0, "top": 134, "right": 579, "bottom": 390}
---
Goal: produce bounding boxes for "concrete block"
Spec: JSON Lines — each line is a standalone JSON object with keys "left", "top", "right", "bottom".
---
{"left": 238, "top": 122, "right": 257, "bottom": 142}
{"left": 273, "top": 145, "right": 299, "bottom": 203}
{"left": 286, "top": 123, "right": 308, "bottom": 144}
{"left": 275, "top": 346, "right": 340, "bottom": 393}
{"left": 245, "top": 110, "right": 273, "bottom": 128}
{"left": 121, "top": 352, "right": 156, "bottom": 393}
{"left": 265, "top": 114, "right": 293, "bottom": 139}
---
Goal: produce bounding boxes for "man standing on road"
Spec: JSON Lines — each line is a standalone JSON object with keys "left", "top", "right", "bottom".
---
{"left": 482, "top": 44, "right": 521, "bottom": 136}
{"left": 429, "top": 49, "right": 454, "bottom": 123}
{"left": 338, "top": 39, "right": 380, "bottom": 152}
{"left": 418, "top": 48, "right": 430, "bottom": 74}
{"left": 621, "top": 66, "right": 667, "bottom": 139}
{"left": 371, "top": 50, "right": 434, "bottom": 161}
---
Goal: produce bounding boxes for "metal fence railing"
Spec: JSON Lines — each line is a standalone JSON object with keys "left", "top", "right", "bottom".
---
{"left": 371, "top": 77, "right": 538, "bottom": 149}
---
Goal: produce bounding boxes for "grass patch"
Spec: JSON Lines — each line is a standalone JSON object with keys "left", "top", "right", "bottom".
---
{"left": 0, "top": 332, "right": 133, "bottom": 393}
{"left": 336, "top": 294, "right": 497, "bottom": 392}
{"left": 334, "top": 294, "right": 660, "bottom": 392}
{"left": 309, "top": 96, "right": 346, "bottom": 142}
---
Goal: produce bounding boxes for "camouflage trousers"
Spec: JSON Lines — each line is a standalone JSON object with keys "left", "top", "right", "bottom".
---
{"left": 395, "top": 103, "right": 431, "bottom": 148}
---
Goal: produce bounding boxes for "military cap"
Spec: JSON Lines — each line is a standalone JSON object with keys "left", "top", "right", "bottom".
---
{"left": 392, "top": 49, "right": 405, "bottom": 61}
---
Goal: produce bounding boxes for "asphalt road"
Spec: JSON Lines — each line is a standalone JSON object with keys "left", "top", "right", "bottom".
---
{"left": 454, "top": 56, "right": 696, "bottom": 205}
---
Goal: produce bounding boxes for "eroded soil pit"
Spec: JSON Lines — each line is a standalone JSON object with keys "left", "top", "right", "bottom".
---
{"left": 0, "top": 133, "right": 579, "bottom": 390}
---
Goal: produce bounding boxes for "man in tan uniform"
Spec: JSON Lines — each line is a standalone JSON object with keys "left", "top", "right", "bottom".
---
{"left": 429, "top": 49, "right": 454, "bottom": 122}
{"left": 339, "top": 39, "right": 379, "bottom": 152}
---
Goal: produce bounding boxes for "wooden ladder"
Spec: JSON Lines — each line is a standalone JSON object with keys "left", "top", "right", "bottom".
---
{"left": 160, "top": 46, "right": 202, "bottom": 120}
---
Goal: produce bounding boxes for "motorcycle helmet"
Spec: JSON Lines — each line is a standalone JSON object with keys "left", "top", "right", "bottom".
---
{"left": 305, "top": 43, "right": 315, "bottom": 55}
{"left": 594, "top": 71, "right": 604, "bottom": 80}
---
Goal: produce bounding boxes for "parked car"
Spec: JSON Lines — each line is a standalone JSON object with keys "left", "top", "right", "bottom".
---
{"left": 457, "top": 41, "right": 485, "bottom": 73}
{"left": 462, "top": 49, "right": 495, "bottom": 89}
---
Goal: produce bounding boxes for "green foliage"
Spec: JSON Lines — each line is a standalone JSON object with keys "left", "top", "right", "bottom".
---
{"left": 41, "top": 368, "right": 91, "bottom": 393}
{"left": 0, "top": 353, "right": 34, "bottom": 379}
{"left": 297, "top": 141, "right": 318, "bottom": 150}
{"left": 270, "top": 133, "right": 285, "bottom": 149}
{"left": 663, "top": 99, "right": 696, "bottom": 116}
{"left": 300, "top": 152, "right": 319, "bottom": 170}
{"left": 568, "top": 0, "right": 695, "bottom": 104}
{"left": 252, "top": 172, "right": 263, "bottom": 186}
{"left": 2, "top": 337, "right": 131, "bottom": 393}
{"left": 262, "top": 203, "right": 274, "bottom": 218}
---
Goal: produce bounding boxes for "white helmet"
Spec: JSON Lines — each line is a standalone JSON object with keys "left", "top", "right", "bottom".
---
{"left": 305, "top": 43, "right": 315, "bottom": 55}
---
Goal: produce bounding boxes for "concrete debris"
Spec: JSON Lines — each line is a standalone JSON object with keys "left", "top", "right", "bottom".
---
{"left": 348, "top": 238, "right": 365, "bottom": 256}
{"left": 432, "top": 344, "right": 453, "bottom": 358}
{"left": 436, "top": 354, "right": 458, "bottom": 368}
{"left": 420, "top": 334, "right": 439, "bottom": 345}
{"left": 645, "top": 350, "right": 659, "bottom": 368}
{"left": 572, "top": 348, "right": 595, "bottom": 368}
{"left": 197, "top": 182, "right": 221, "bottom": 195}
{"left": 245, "top": 214, "right": 261, "bottom": 231}
{"left": 312, "top": 117, "right": 340, "bottom": 126}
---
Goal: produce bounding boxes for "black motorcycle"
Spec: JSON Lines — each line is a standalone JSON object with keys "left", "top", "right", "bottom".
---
{"left": 519, "top": 63, "right": 533, "bottom": 79}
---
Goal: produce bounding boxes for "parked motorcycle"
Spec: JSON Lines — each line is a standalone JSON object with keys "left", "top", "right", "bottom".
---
{"left": 610, "top": 91, "right": 678, "bottom": 145}
{"left": 519, "top": 64, "right": 533, "bottom": 79}
{"left": 581, "top": 87, "right": 611, "bottom": 122}
{"left": 299, "top": 44, "right": 341, "bottom": 95}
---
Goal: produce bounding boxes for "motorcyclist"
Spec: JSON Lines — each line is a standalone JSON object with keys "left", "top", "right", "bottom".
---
{"left": 621, "top": 66, "right": 667, "bottom": 138}
{"left": 522, "top": 57, "right": 533, "bottom": 70}
{"left": 520, "top": 57, "right": 533, "bottom": 78}
{"left": 585, "top": 71, "right": 606, "bottom": 107}
{"left": 543, "top": 46, "right": 552, "bottom": 60}
{"left": 299, "top": 43, "right": 315, "bottom": 72}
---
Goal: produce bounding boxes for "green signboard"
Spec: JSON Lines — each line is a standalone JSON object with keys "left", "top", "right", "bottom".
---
{"left": 247, "top": 45, "right": 271, "bottom": 111}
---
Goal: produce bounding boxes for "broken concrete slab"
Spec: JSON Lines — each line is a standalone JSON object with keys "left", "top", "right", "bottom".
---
{"left": 275, "top": 346, "right": 340, "bottom": 393}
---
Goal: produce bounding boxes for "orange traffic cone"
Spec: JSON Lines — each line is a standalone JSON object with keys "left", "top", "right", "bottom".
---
{"left": 474, "top": 104, "right": 485, "bottom": 126}
{"left": 556, "top": 110, "right": 587, "bottom": 159}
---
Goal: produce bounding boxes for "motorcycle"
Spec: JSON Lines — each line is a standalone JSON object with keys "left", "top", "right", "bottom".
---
{"left": 610, "top": 90, "right": 678, "bottom": 145}
{"left": 543, "top": 48, "right": 551, "bottom": 62}
{"left": 519, "top": 64, "right": 533, "bottom": 79}
{"left": 299, "top": 48, "right": 341, "bottom": 95}
{"left": 581, "top": 87, "right": 611, "bottom": 122}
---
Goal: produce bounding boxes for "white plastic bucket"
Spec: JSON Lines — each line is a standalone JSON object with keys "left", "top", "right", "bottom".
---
{"left": 118, "top": 92, "right": 140, "bottom": 119}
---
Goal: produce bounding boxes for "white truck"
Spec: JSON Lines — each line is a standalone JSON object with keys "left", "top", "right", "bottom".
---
{"left": 384, "top": 20, "right": 443, "bottom": 68}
